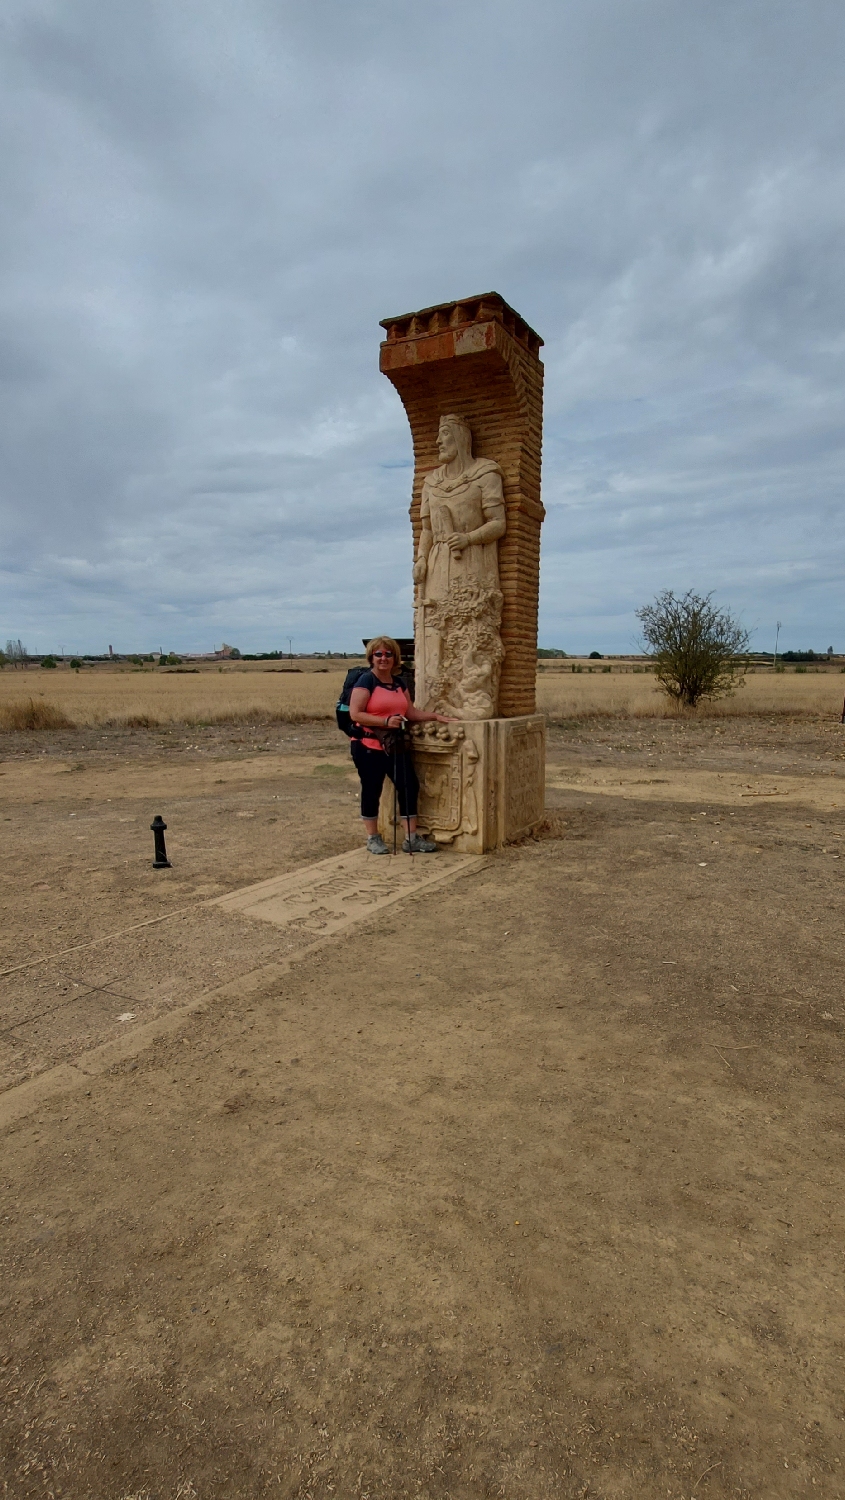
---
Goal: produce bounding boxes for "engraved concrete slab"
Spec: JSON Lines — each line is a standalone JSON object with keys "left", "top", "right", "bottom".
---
{"left": 211, "top": 847, "right": 484, "bottom": 938}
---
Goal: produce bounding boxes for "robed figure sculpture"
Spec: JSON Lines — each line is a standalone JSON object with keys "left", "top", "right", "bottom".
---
{"left": 412, "top": 414, "right": 506, "bottom": 719}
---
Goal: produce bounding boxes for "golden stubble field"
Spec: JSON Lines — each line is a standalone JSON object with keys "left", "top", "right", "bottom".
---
{"left": 1, "top": 658, "right": 843, "bottom": 728}
{"left": 0, "top": 659, "right": 347, "bottom": 729}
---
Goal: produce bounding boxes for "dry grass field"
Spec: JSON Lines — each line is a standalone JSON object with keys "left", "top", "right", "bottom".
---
{"left": 1, "top": 658, "right": 843, "bottom": 728}
{"left": 0, "top": 659, "right": 351, "bottom": 729}
{"left": 536, "top": 663, "right": 845, "bottom": 719}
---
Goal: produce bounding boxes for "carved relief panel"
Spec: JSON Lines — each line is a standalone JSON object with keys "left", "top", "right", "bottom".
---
{"left": 503, "top": 719, "right": 546, "bottom": 842}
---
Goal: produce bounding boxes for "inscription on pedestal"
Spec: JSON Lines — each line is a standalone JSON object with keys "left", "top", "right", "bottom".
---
{"left": 504, "top": 719, "right": 546, "bottom": 841}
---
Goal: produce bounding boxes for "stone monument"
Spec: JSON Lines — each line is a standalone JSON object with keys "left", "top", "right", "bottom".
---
{"left": 379, "top": 292, "right": 546, "bottom": 853}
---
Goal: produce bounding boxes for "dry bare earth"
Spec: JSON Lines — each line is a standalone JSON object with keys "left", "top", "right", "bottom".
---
{"left": 2, "top": 715, "right": 845, "bottom": 1500}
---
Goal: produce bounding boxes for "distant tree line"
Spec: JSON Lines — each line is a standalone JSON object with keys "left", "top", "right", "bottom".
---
{"left": 3, "top": 639, "right": 28, "bottom": 668}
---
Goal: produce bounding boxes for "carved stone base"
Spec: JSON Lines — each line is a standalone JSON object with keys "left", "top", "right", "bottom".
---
{"left": 379, "top": 715, "right": 545, "bottom": 855}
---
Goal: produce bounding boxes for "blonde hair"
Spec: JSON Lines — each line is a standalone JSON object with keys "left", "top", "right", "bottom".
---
{"left": 365, "top": 635, "right": 403, "bottom": 670}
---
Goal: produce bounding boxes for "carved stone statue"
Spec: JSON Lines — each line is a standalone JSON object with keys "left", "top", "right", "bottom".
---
{"left": 380, "top": 295, "right": 546, "bottom": 851}
{"left": 412, "top": 414, "right": 506, "bottom": 719}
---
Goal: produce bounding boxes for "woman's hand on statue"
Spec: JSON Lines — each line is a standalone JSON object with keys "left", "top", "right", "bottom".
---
{"left": 412, "top": 558, "right": 427, "bottom": 583}
{"left": 445, "top": 531, "right": 469, "bottom": 555}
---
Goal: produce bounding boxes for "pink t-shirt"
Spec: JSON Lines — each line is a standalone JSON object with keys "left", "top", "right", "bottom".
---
{"left": 355, "top": 674, "right": 411, "bottom": 750}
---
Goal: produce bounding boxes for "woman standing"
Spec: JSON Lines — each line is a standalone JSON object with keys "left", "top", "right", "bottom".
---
{"left": 350, "top": 636, "right": 452, "bottom": 854}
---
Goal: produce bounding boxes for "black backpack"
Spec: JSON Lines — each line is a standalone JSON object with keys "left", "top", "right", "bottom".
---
{"left": 336, "top": 667, "right": 408, "bottom": 738}
{"left": 336, "top": 666, "right": 369, "bottom": 738}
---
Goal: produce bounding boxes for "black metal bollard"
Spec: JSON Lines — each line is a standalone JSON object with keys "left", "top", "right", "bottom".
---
{"left": 151, "top": 814, "right": 172, "bottom": 868}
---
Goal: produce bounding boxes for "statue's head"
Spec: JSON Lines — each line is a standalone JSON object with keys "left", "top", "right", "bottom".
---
{"left": 438, "top": 414, "right": 473, "bottom": 468}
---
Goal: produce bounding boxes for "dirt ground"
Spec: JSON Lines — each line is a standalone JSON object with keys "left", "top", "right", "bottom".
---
{"left": 2, "top": 715, "right": 844, "bottom": 1499}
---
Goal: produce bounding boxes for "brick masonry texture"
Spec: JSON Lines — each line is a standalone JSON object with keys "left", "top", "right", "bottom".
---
{"left": 379, "top": 293, "right": 545, "bottom": 718}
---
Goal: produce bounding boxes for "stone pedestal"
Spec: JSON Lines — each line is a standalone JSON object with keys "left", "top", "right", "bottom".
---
{"left": 380, "top": 715, "right": 545, "bottom": 855}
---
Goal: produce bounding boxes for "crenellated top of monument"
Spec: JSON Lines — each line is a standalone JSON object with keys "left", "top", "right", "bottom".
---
{"left": 380, "top": 293, "right": 543, "bottom": 358}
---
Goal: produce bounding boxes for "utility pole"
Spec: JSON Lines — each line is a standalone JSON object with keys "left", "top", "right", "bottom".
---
{"left": 773, "top": 620, "right": 781, "bottom": 669}
{"left": 288, "top": 637, "right": 293, "bottom": 661}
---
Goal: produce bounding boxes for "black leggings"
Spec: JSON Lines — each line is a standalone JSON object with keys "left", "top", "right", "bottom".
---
{"left": 350, "top": 740, "right": 419, "bottom": 820}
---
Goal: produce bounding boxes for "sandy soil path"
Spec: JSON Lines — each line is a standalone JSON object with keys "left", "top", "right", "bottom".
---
{"left": 2, "top": 717, "right": 844, "bottom": 1499}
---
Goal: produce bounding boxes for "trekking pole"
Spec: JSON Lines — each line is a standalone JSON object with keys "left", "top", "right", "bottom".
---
{"left": 402, "top": 723, "right": 413, "bottom": 856}
{"left": 392, "top": 744, "right": 398, "bottom": 855}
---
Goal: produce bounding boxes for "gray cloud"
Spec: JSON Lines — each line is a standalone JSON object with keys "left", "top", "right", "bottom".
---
{"left": 1, "top": 0, "right": 843, "bottom": 654}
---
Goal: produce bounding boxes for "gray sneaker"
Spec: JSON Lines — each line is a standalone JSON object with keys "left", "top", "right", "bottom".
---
{"left": 366, "top": 834, "right": 390, "bottom": 855}
{"left": 402, "top": 833, "right": 438, "bottom": 853}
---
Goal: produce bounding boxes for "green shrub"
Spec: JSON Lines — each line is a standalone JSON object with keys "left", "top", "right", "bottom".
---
{"left": 40, "top": 655, "right": 57, "bottom": 669}
{"left": 636, "top": 589, "right": 749, "bottom": 708}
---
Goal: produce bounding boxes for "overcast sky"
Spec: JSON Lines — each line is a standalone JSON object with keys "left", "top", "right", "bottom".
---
{"left": 2, "top": 0, "right": 843, "bottom": 655}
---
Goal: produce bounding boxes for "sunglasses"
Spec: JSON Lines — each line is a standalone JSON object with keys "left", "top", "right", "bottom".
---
{"left": 372, "top": 650, "right": 394, "bottom": 658}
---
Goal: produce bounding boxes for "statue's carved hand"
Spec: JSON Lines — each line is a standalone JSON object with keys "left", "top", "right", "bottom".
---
{"left": 446, "top": 531, "right": 469, "bottom": 555}
{"left": 412, "top": 558, "right": 427, "bottom": 583}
